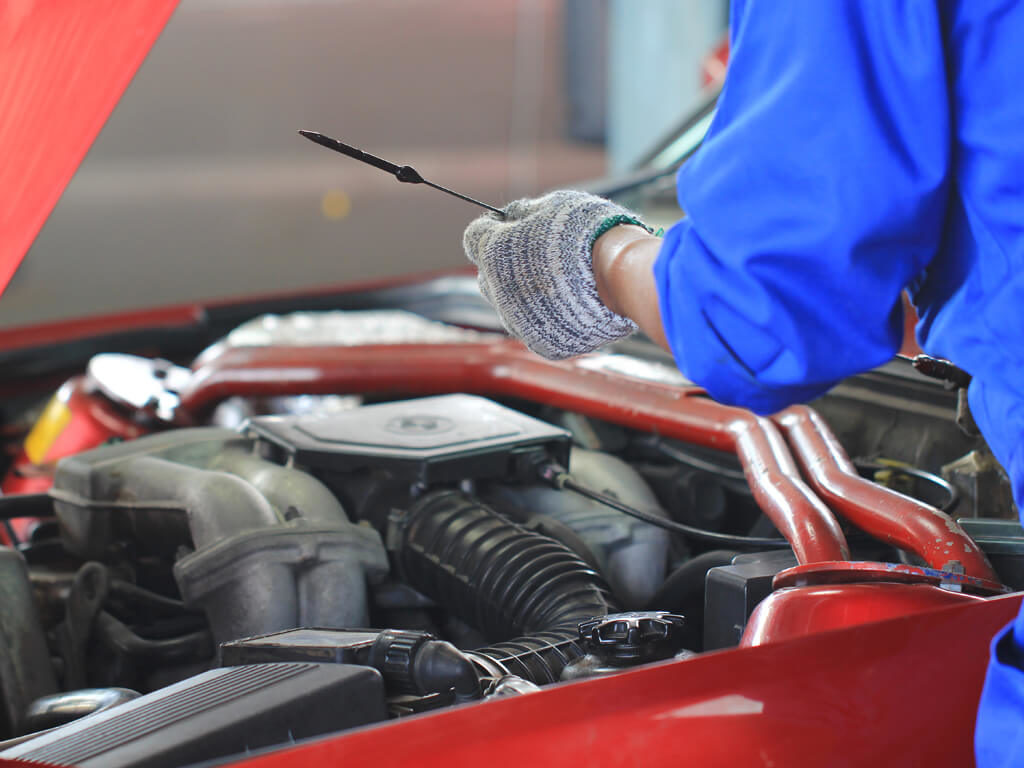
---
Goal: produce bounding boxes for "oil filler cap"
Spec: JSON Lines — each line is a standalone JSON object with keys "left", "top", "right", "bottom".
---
{"left": 579, "top": 611, "right": 687, "bottom": 665}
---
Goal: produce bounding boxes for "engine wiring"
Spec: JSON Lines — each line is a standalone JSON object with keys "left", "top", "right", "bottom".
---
{"left": 534, "top": 461, "right": 791, "bottom": 549}
{"left": 538, "top": 447, "right": 962, "bottom": 551}
{"left": 853, "top": 459, "right": 960, "bottom": 514}
{"left": 0, "top": 492, "right": 53, "bottom": 548}
{"left": 644, "top": 437, "right": 748, "bottom": 484}
{"left": 0, "top": 492, "right": 52, "bottom": 520}
{"left": 1, "top": 519, "right": 17, "bottom": 547}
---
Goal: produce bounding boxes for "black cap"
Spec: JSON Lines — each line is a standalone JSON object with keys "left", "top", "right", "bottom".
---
{"left": 578, "top": 611, "right": 687, "bottom": 665}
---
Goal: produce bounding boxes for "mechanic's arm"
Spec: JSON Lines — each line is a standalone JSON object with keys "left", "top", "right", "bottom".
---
{"left": 644, "top": 1, "right": 951, "bottom": 413}
{"left": 466, "top": 2, "right": 950, "bottom": 414}
{"left": 591, "top": 224, "right": 667, "bottom": 351}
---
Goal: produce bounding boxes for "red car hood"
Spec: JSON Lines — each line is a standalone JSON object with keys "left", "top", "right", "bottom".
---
{"left": 0, "top": 1, "right": 177, "bottom": 295}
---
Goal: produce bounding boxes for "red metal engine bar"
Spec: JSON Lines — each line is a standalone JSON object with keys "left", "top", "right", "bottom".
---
{"left": 174, "top": 340, "right": 1000, "bottom": 580}
{"left": 180, "top": 342, "right": 852, "bottom": 561}
{"left": 176, "top": 340, "right": 1000, "bottom": 580}
{"left": 772, "top": 406, "right": 997, "bottom": 582}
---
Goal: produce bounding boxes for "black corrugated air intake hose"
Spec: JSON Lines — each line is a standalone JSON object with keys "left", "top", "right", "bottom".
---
{"left": 398, "top": 490, "right": 616, "bottom": 685}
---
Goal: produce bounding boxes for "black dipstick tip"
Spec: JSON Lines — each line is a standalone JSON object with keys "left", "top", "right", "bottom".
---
{"left": 297, "top": 128, "right": 505, "bottom": 217}
{"left": 395, "top": 166, "right": 424, "bottom": 184}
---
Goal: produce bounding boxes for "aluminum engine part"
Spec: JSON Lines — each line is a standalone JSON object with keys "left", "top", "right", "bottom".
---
{"left": 86, "top": 354, "right": 192, "bottom": 423}
{"left": 943, "top": 447, "right": 1017, "bottom": 520}
{"left": 195, "top": 309, "right": 501, "bottom": 364}
{"left": 210, "top": 394, "right": 361, "bottom": 429}
{"left": 22, "top": 688, "right": 140, "bottom": 733}
{"left": 50, "top": 429, "right": 389, "bottom": 644}
{"left": 488, "top": 447, "right": 671, "bottom": 608}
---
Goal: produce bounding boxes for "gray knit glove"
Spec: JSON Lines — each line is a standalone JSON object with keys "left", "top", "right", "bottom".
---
{"left": 463, "top": 190, "right": 649, "bottom": 360}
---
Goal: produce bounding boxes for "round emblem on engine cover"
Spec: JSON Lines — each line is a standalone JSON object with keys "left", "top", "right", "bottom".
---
{"left": 384, "top": 415, "right": 455, "bottom": 436}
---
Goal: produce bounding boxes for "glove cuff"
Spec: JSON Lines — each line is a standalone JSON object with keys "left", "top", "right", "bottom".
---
{"left": 589, "top": 214, "right": 654, "bottom": 249}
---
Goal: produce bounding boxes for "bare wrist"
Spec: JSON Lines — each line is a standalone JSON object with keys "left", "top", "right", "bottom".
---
{"left": 592, "top": 224, "right": 658, "bottom": 315}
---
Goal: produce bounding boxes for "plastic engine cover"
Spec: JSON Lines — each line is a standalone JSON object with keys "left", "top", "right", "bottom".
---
{"left": 1, "top": 663, "right": 386, "bottom": 768}
{"left": 245, "top": 393, "right": 571, "bottom": 485}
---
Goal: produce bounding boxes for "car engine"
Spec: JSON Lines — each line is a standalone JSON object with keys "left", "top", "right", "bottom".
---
{"left": 0, "top": 304, "right": 1018, "bottom": 767}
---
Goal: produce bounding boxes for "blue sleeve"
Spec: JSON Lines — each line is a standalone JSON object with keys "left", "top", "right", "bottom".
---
{"left": 654, "top": 0, "right": 950, "bottom": 414}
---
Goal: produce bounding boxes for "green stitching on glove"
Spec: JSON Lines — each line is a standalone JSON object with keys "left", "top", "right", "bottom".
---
{"left": 589, "top": 214, "right": 653, "bottom": 250}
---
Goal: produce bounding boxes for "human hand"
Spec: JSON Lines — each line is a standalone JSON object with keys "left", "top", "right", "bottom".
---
{"left": 463, "top": 190, "right": 648, "bottom": 359}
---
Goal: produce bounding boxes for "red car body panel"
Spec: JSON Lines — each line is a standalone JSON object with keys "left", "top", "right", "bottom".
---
{"left": 228, "top": 594, "right": 1020, "bottom": 768}
{"left": 0, "top": 0, "right": 178, "bottom": 294}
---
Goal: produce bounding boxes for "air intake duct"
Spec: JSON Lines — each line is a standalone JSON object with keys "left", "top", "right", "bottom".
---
{"left": 397, "top": 490, "right": 615, "bottom": 683}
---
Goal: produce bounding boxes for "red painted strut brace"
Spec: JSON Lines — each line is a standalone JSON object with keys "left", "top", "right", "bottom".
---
{"left": 772, "top": 406, "right": 993, "bottom": 579}
{"left": 177, "top": 340, "right": 997, "bottom": 583}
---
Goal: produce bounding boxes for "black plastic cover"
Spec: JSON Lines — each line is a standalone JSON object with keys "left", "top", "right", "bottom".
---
{"left": 957, "top": 517, "right": 1024, "bottom": 590}
{"left": 703, "top": 550, "right": 797, "bottom": 651}
{"left": 220, "top": 628, "right": 382, "bottom": 666}
{"left": 1, "top": 663, "right": 386, "bottom": 768}
{"left": 246, "top": 394, "right": 571, "bottom": 485}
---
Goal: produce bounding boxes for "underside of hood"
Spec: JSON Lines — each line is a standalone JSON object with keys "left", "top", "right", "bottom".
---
{"left": 0, "top": 1, "right": 178, "bottom": 296}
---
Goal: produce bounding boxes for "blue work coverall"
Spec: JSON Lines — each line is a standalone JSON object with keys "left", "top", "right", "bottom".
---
{"left": 652, "top": 2, "right": 1024, "bottom": 762}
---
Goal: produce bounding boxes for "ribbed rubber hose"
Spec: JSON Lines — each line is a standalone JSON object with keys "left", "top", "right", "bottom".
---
{"left": 399, "top": 491, "right": 615, "bottom": 684}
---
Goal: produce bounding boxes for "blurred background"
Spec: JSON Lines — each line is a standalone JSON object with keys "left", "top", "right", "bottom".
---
{"left": 0, "top": 0, "right": 727, "bottom": 328}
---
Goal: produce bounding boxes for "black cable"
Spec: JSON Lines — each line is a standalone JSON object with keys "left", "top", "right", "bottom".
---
{"left": 108, "top": 580, "right": 190, "bottom": 612}
{"left": 0, "top": 493, "right": 53, "bottom": 520}
{"left": 2, "top": 519, "right": 18, "bottom": 547}
{"left": 853, "top": 460, "right": 960, "bottom": 514}
{"left": 647, "top": 439, "right": 748, "bottom": 483}
{"left": 533, "top": 463, "right": 789, "bottom": 549}
{"left": 94, "top": 611, "right": 213, "bottom": 660}
{"left": 645, "top": 549, "right": 740, "bottom": 651}
{"left": 0, "top": 493, "right": 53, "bottom": 547}
{"left": 645, "top": 549, "right": 739, "bottom": 613}
{"left": 562, "top": 478, "right": 790, "bottom": 548}
{"left": 647, "top": 441, "right": 959, "bottom": 524}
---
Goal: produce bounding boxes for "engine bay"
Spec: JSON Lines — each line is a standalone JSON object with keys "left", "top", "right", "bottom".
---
{"left": 0, "top": 302, "right": 1019, "bottom": 767}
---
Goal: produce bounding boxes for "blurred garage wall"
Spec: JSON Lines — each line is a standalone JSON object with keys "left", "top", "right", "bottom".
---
{"left": 1, "top": 0, "right": 605, "bottom": 327}
{"left": 606, "top": 0, "right": 727, "bottom": 172}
